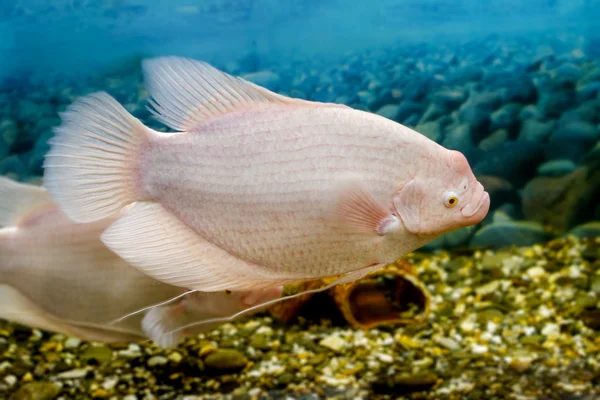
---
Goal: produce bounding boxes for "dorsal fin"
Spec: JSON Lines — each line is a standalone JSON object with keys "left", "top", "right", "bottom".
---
{"left": 141, "top": 56, "right": 348, "bottom": 132}
{"left": 0, "top": 176, "right": 53, "bottom": 227}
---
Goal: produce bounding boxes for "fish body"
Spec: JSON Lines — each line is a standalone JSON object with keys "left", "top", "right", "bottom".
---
{"left": 43, "top": 56, "right": 490, "bottom": 293}
{"left": 0, "top": 177, "right": 282, "bottom": 347}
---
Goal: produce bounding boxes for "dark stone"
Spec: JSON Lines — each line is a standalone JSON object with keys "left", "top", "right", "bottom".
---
{"left": 473, "top": 141, "right": 544, "bottom": 187}
{"left": 372, "top": 371, "right": 438, "bottom": 395}
{"left": 470, "top": 221, "right": 550, "bottom": 248}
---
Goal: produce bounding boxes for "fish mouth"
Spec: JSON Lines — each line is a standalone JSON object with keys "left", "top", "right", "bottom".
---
{"left": 461, "top": 180, "right": 490, "bottom": 218}
{"left": 461, "top": 191, "right": 490, "bottom": 219}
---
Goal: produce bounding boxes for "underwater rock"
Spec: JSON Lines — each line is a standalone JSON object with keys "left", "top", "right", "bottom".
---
{"left": 422, "top": 226, "right": 476, "bottom": 250}
{"left": 0, "top": 119, "right": 17, "bottom": 159}
{"left": 577, "top": 81, "right": 600, "bottom": 101}
{"left": 458, "top": 101, "right": 491, "bottom": 137}
{"left": 501, "top": 72, "right": 537, "bottom": 104}
{"left": 537, "top": 159, "right": 577, "bottom": 177}
{"left": 432, "top": 89, "right": 467, "bottom": 110}
{"left": 518, "top": 119, "right": 556, "bottom": 142}
{"left": 394, "top": 101, "right": 424, "bottom": 123}
{"left": 414, "top": 120, "right": 443, "bottom": 143}
{"left": 27, "top": 131, "right": 53, "bottom": 176}
{"left": 8, "top": 382, "right": 61, "bottom": 400}
{"left": 552, "top": 62, "right": 582, "bottom": 86}
{"left": 375, "top": 104, "right": 402, "bottom": 121}
{"left": 479, "top": 129, "right": 508, "bottom": 151}
{"left": 473, "top": 141, "right": 543, "bottom": 187}
{"left": 371, "top": 371, "right": 438, "bottom": 395}
{"left": 442, "top": 123, "right": 479, "bottom": 162}
{"left": 522, "top": 166, "right": 600, "bottom": 233}
{"left": 567, "top": 222, "right": 600, "bottom": 238}
{"left": 451, "top": 64, "right": 483, "bottom": 84}
{"left": 546, "top": 121, "right": 599, "bottom": 162}
{"left": 80, "top": 345, "right": 113, "bottom": 364}
{"left": 419, "top": 103, "right": 447, "bottom": 124}
{"left": 489, "top": 103, "right": 521, "bottom": 133}
{"left": 0, "top": 155, "right": 27, "bottom": 179}
{"left": 204, "top": 349, "right": 249, "bottom": 373}
{"left": 537, "top": 89, "right": 576, "bottom": 118}
{"left": 470, "top": 221, "right": 550, "bottom": 248}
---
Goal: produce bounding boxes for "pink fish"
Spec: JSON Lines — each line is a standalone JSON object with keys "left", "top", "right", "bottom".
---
{"left": 0, "top": 177, "right": 282, "bottom": 347}
{"left": 43, "top": 56, "right": 490, "bottom": 294}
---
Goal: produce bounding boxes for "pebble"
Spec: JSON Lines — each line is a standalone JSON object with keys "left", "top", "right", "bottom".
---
{"left": 147, "top": 356, "right": 168, "bottom": 367}
{"left": 8, "top": 382, "right": 61, "bottom": 400}
{"left": 319, "top": 335, "right": 347, "bottom": 352}
{"left": 63, "top": 337, "right": 81, "bottom": 349}
{"left": 56, "top": 368, "right": 89, "bottom": 379}
{"left": 204, "top": 349, "right": 249, "bottom": 372}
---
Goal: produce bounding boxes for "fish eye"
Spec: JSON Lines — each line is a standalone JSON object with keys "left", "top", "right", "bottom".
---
{"left": 444, "top": 191, "right": 459, "bottom": 208}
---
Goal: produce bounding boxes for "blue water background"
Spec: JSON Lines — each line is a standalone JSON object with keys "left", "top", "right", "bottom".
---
{"left": 1, "top": 0, "right": 600, "bottom": 249}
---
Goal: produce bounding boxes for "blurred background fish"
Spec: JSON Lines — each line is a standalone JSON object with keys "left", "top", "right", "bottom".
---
{"left": 0, "top": 176, "right": 282, "bottom": 347}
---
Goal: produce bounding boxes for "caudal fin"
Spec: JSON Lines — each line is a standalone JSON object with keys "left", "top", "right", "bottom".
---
{"left": 43, "top": 92, "right": 149, "bottom": 223}
{"left": 0, "top": 176, "right": 52, "bottom": 227}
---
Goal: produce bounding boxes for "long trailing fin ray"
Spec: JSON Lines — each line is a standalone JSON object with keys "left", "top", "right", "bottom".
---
{"left": 142, "top": 56, "right": 349, "bottom": 132}
{"left": 158, "top": 263, "right": 385, "bottom": 339}
{"left": 0, "top": 177, "right": 53, "bottom": 227}
{"left": 100, "top": 202, "right": 299, "bottom": 292}
{"left": 43, "top": 92, "right": 148, "bottom": 223}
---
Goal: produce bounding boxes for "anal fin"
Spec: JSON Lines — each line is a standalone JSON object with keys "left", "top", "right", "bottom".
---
{"left": 100, "top": 202, "right": 291, "bottom": 292}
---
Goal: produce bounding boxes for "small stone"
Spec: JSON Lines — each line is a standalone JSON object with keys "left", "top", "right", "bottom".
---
{"left": 81, "top": 345, "right": 112, "bottom": 364}
{"left": 508, "top": 351, "right": 536, "bottom": 372}
{"left": 56, "top": 368, "right": 89, "bottom": 379}
{"left": 373, "top": 371, "right": 438, "bottom": 394}
{"left": 537, "top": 159, "right": 577, "bottom": 177}
{"left": 147, "top": 356, "right": 168, "bottom": 367}
{"left": 4, "top": 375, "right": 17, "bottom": 386}
{"left": 63, "top": 337, "right": 81, "bottom": 349}
{"left": 471, "top": 344, "right": 489, "bottom": 354}
{"left": 470, "top": 221, "right": 550, "bottom": 248}
{"left": 8, "top": 382, "right": 61, "bottom": 400}
{"left": 479, "top": 129, "right": 508, "bottom": 151}
{"left": 102, "top": 377, "right": 119, "bottom": 391}
{"left": 518, "top": 119, "right": 555, "bottom": 142}
{"left": 168, "top": 352, "right": 183, "bottom": 363}
{"left": 434, "top": 336, "right": 460, "bottom": 350}
{"left": 204, "top": 349, "right": 249, "bottom": 372}
{"left": 525, "top": 264, "right": 546, "bottom": 279}
{"left": 198, "top": 343, "right": 218, "bottom": 357}
{"left": 319, "top": 334, "right": 347, "bottom": 352}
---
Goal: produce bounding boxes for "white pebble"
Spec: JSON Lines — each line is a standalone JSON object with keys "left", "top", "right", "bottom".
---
{"left": 64, "top": 337, "right": 82, "bottom": 349}
{"left": 102, "top": 377, "right": 119, "bottom": 390}
{"left": 147, "top": 356, "right": 168, "bottom": 367}
{"left": 526, "top": 266, "right": 546, "bottom": 279}
{"left": 57, "top": 368, "right": 89, "bottom": 379}
{"left": 460, "top": 319, "right": 477, "bottom": 333}
{"left": 376, "top": 353, "right": 393, "bottom": 363}
{"left": 541, "top": 323, "right": 560, "bottom": 338}
{"left": 3, "top": 375, "right": 16, "bottom": 387}
{"left": 319, "top": 335, "right": 347, "bottom": 352}
{"left": 471, "top": 344, "right": 489, "bottom": 354}
{"left": 435, "top": 336, "right": 460, "bottom": 350}
{"left": 256, "top": 326, "right": 274, "bottom": 335}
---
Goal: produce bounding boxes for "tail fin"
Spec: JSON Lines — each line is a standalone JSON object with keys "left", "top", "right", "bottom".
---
{"left": 0, "top": 176, "right": 52, "bottom": 227}
{"left": 43, "top": 92, "right": 149, "bottom": 223}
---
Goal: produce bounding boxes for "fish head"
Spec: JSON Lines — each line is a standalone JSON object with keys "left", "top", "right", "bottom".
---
{"left": 393, "top": 149, "right": 490, "bottom": 238}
